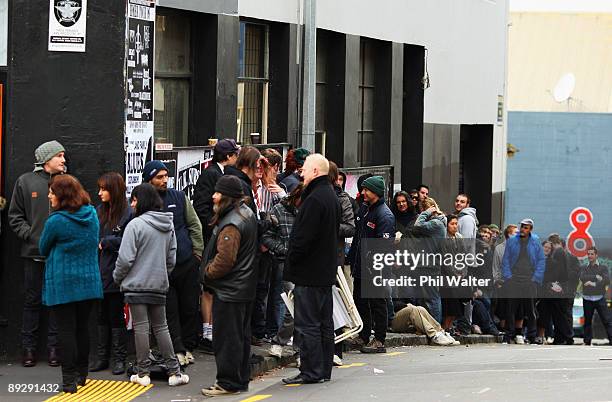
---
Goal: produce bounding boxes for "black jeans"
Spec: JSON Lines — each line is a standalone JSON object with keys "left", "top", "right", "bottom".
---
{"left": 97, "top": 292, "right": 125, "bottom": 329}
{"left": 538, "top": 298, "right": 573, "bottom": 342}
{"left": 251, "top": 252, "right": 270, "bottom": 339}
{"left": 167, "top": 257, "right": 201, "bottom": 353}
{"left": 22, "top": 259, "right": 58, "bottom": 350}
{"left": 53, "top": 300, "right": 94, "bottom": 386}
{"left": 265, "top": 258, "right": 284, "bottom": 337}
{"left": 353, "top": 279, "right": 387, "bottom": 343}
{"left": 293, "top": 286, "right": 334, "bottom": 381}
{"left": 583, "top": 298, "right": 612, "bottom": 343}
{"left": 212, "top": 295, "right": 252, "bottom": 392}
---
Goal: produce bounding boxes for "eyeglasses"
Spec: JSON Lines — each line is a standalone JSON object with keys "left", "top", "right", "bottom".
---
{"left": 410, "top": 196, "right": 418, "bottom": 200}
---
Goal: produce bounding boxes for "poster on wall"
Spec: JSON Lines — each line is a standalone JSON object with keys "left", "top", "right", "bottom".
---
{"left": 48, "top": 0, "right": 87, "bottom": 52}
{"left": 125, "top": 0, "right": 155, "bottom": 196}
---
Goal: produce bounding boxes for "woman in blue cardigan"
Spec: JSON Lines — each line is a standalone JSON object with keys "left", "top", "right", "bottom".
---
{"left": 39, "top": 174, "right": 103, "bottom": 394}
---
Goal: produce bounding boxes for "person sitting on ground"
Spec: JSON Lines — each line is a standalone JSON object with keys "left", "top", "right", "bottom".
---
{"left": 391, "top": 303, "right": 459, "bottom": 346}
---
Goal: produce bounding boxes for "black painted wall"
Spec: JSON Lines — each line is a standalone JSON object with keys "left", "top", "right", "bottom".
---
{"left": 460, "top": 124, "right": 493, "bottom": 225}
{"left": 0, "top": 0, "right": 126, "bottom": 358}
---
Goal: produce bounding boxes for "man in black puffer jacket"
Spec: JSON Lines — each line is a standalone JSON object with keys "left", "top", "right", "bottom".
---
{"left": 282, "top": 154, "right": 340, "bottom": 385}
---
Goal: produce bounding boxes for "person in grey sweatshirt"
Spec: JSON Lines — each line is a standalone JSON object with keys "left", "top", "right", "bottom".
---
{"left": 113, "top": 183, "right": 189, "bottom": 387}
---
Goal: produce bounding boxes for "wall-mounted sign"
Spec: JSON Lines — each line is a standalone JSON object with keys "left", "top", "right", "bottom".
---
{"left": 125, "top": 0, "right": 155, "bottom": 196}
{"left": 48, "top": 0, "right": 87, "bottom": 52}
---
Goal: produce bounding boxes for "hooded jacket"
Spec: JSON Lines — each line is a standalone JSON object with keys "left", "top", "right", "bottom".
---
{"left": 501, "top": 233, "right": 546, "bottom": 285}
{"left": 114, "top": 211, "right": 177, "bottom": 298}
{"left": 9, "top": 170, "right": 60, "bottom": 258}
{"left": 39, "top": 204, "right": 103, "bottom": 306}
{"left": 457, "top": 207, "right": 478, "bottom": 256}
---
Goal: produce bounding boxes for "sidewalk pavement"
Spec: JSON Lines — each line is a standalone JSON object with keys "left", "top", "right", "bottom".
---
{"left": 0, "top": 333, "right": 503, "bottom": 401}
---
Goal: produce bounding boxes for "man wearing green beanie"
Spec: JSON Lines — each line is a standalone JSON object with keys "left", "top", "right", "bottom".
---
{"left": 9, "top": 140, "right": 66, "bottom": 367}
{"left": 348, "top": 175, "right": 395, "bottom": 353}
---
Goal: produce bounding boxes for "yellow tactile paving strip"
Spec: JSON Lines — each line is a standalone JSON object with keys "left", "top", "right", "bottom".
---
{"left": 44, "top": 379, "right": 153, "bottom": 402}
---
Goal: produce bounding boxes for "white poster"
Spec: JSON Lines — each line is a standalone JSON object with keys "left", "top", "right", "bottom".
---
{"left": 125, "top": 0, "right": 155, "bottom": 196}
{"left": 48, "top": 0, "right": 87, "bottom": 52}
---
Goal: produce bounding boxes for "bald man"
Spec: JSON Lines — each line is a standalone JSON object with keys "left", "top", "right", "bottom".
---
{"left": 282, "top": 154, "right": 341, "bottom": 385}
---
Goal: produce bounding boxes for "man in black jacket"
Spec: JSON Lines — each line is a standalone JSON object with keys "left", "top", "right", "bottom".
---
{"left": 9, "top": 140, "right": 65, "bottom": 367}
{"left": 580, "top": 246, "right": 612, "bottom": 345}
{"left": 201, "top": 176, "right": 258, "bottom": 397}
{"left": 192, "top": 139, "right": 239, "bottom": 349}
{"left": 193, "top": 139, "right": 240, "bottom": 243}
{"left": 282, "top": 154, "right": 340, "bottom": 385}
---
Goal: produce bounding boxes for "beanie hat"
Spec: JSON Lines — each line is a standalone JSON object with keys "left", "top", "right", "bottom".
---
{"left": 142, "top": 160, "right": 168, "bottom": 182}
{"left": 35, "top": 140, "right": 65, "bottom": 165}
{"left": 357, "top": 173, "right": 373, "bottom": 191}
{"left": 362, "top": 176, "right": 385, "bottom": 198}
{"left": 294, "top": 148, "right": 310, "bottom": 167}
{"left": 214, "top": 176, "right": 244, "bottom": 199}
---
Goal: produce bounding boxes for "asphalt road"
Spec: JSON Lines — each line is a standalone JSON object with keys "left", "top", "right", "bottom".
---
{"left": 2, "top": 343, "right": 612, "bottom": 401}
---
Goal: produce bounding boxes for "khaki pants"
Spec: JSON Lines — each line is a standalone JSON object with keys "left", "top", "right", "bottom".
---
{"left": 342, "top": 265, "right": 353, "bottom": 294}
{"left": 391, "top": 304, "right": 442, "bottom": 338}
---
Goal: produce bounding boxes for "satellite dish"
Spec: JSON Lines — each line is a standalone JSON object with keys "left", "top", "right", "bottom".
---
{"left": 553, "top": 73, "right": 575, "bottom": 102}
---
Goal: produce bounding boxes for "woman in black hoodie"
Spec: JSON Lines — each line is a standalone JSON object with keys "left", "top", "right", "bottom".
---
{"left": 89, "top": 172, "right": 133, "bottom": 374}
{"left": 391, "top": 191, "right": 418, "bottom": 236}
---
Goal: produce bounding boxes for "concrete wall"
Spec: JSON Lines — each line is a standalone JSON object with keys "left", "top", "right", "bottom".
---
{"left": 168, "top": 0, "right": 508, "bottom": 127}
{"left": 505, "top": 112, "right": 612, "bottom": 240}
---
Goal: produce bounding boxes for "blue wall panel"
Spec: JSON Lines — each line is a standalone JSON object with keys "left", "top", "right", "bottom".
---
{"left": 506, "top": 112, "right": 612, "bottom": 247}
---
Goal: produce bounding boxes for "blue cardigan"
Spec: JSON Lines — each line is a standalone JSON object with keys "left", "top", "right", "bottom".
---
{"left": 39, "top": 204, "right": 103, "bottom": 306}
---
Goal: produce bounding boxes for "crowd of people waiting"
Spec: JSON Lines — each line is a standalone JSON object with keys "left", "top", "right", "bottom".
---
{"left": 5, "top": 139, "right": 612, "bottom": 396}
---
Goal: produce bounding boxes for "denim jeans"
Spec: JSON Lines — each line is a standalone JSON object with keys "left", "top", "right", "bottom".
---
{"left": 22, "top": 259, "right": 58, "bottom": 350}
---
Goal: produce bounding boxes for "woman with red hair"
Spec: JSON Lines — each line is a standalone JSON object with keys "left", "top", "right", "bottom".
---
{"left": 39, "top": 174, "right": 103, "bottom": 394}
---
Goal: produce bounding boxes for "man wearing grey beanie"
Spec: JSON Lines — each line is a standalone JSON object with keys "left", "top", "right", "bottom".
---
{"left": 8, "top": 140, "right": 66, "bottom": 368}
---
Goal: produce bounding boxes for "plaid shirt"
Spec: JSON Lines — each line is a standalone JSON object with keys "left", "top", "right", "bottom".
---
{"left": 261, "top": 201, "right": 297, "bottom": 261}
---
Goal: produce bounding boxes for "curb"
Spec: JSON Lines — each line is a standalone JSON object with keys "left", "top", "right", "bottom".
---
{"left": 249, "top": 332, "right": 502, "bottom": 377}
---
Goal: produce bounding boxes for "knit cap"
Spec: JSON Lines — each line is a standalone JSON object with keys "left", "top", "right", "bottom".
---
{"left": 362, "top": 176, "right": 385, "bottom": 197}
{"left": 142, "top": 160, "right": 168, "bottom": 182}
{"left": 35, "top": 141, "right": 65, "bottom": 165}
{"left": 293, "top": 148, "right": 310, "bottom": 167}
{"left": 214, "top": 176, "right": 244, "bottom": 199}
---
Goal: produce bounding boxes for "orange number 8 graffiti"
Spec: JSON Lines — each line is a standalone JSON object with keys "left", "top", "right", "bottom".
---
{"left": 566, "top": 207, "right": 594, "bottom": 258}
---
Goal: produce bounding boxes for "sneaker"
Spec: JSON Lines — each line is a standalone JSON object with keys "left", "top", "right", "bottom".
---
{"left": 296, "top": 357, "right": 301, "bottom": 368}
{"left": 432, "top": 331, "right": 453, "bottom": 346}
{"left": 176, "top": 352, "right": 189, "bottom": 366}
{"left": 515, "top": 335, "right": 525, "bottom": 345}
{"left": 471, "top": 325, "right": 483, "bottom": 335}
{"left": 360, "top": 339, "right": 386, "bottom": 353}
{"left": 443, "top": 333, "right": 461, "bottom": 346}
{"left": 533, "top": 336, "right": 544, "bottom": 345}
{"left": 185, "top": 351, "right": 195, "bottom": 364}
{"left": 269, "top": 344, "right": 283, "bottom": 358}
{"left": 333, "top": 355, "right": 343, "bottom": 366}
{"left": 168, "top": 373, "right": 190, "bottom": 386}
{"left": 130, "top": 374, "right": 151, "bottom": 387}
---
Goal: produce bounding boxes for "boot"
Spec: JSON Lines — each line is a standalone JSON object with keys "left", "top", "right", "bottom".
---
{"left": 62, "top": 368, "right": 78, "bottom": 394}
{"left": 111, "top": 327, "right": 128, "bottom": 375}
{"left": 89, "top": 325, "right": 110, "bottom": 371}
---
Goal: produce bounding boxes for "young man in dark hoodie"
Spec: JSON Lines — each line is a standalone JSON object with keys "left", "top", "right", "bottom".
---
{"left": 142, "top": 160, "right": 203, "bottom": 366}
{"left": 580, "top": 247, "right": 612, "bottom": 345}
{"left": 9, "top": 140, "right": 65, "bottom": 367}
{"left": 349, "top": 175, "right": 395, "bottom": 354}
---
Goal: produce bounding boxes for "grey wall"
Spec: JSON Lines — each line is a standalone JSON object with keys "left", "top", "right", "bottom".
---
{"left": 422, "top": 123, "right": 461, "bottom": 214}
{"left": 158, "top": 0, "right": 238, "bottom": 15}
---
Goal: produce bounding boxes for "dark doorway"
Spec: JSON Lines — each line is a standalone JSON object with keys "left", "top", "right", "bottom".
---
{"left": 459, "top": 124, "right": 493, "bottom": 225}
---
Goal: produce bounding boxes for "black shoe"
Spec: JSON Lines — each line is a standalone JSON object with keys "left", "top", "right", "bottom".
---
{"left": 48, "top": 348, "right": 60, "bottom": 367}
{"left": 63, "top": 383, "right": 77, "bottom": 394}
{"left": 22, "top": 349, "right": 36, "bottom": 367}
{"left": 198, "top": 338, "right": 214, "bottom": 355}
{"left": 110, "top": 328, "right": 127, "bottom": 375}
{"left": 282, "top": 375, "right": 324, "bottom": 385}
{"left": 89, "top": 359, "right": 109, "bottom": 372}
{"left": 111, "top": 360, "right": 126, "bottom": 375}
{"left": 77, "top": 376, "right": 87, "bottom": 387}
{"left": 584, "top": 341, "right": 591, "bottom": 346}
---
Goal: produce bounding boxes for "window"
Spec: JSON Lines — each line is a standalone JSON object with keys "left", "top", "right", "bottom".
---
{"left": 154, "top": 13, "right": 191, "bottom": 146}
{"left": 237, "top": 22, "right": 269, "bottom": 145}
{"left": 315, "top": 35, "right": 327, "bottom": 154}
{"left": 358, "top": 39, "right": 375, "bottom": 166}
